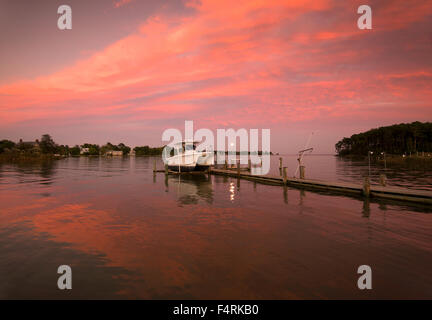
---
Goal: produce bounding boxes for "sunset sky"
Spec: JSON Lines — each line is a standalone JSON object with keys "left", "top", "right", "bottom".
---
{"left": 1, "top": 0, "right": 431, "bottom": 153}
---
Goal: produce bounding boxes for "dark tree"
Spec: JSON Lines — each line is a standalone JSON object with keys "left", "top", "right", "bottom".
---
{"left": 81, "top": 143, "right": 100, "bottom": 155}
{"left": 335, "top": 122, "right": 432, "bottom": 156}
{"left": 39, "top": 134, "right": 57, "bottom": 154}
{"left": 0, "top": 140, "right": 16, "bottom": 153}
{"left": 117, "top": 143, "right": 131, "bottom": 155}
{"left": 134, "top": 145, "right": 164, "bottom": 155}
{"left": 69, "top": 145, "right": 81, "bottom": 156}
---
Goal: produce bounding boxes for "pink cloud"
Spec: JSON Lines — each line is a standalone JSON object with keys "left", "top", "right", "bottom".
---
{"left": 113, "top": 0, "right": 134, "bottom": 9}
{"left": 0, "top": 0, "right": 431, "bottom": 150}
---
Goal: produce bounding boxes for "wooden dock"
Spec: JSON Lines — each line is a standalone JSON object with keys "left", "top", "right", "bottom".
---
{"left": 152, "top": 156, "right": 432, "bottom": 205}
{"left": 208, "top": 168, "right": 432, "bottom": 205}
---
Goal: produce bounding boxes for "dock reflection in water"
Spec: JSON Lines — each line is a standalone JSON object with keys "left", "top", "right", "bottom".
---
{"left": 0, "top": 156, "right": 431, "bottom": 299}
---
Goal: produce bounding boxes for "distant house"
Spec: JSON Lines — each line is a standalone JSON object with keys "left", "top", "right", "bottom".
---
{"left": 80, "top": 147, "right": 90, "bottom": 154}
{"left": 106, "top": 150, "right": 123, "bottom": 156}
{"left": 18, "top": 139, "right": 40, "bottom": 152}
{"left": 19, "top": 139, "right": 39, "bottom": 148}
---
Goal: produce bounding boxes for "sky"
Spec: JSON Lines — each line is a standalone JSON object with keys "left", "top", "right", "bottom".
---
{"left": 0, "top": 0, "right": 431, "bottom": 153}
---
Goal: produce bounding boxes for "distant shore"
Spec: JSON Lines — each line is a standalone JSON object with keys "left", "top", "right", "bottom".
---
{"left": 0, "top": 135, "right": 164, "bottom": 162}
{"left": 0, "top": 153, "right": 162, "bottom": 162}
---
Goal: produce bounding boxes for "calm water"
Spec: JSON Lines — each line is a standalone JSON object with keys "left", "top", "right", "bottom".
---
{"left": 0, "top": 155, "right": 431, "bottom": 299}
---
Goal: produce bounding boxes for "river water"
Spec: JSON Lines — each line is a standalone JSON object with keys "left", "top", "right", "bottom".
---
{"left": 0, "top": 155, "right": 431, "bottom": 299}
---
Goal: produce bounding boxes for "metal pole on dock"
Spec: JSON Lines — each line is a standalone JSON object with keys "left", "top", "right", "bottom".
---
{"left": 368, "top": 151, "right": 373, "bottom": 177}
{"left": 381, "top": 152, "right": 386, "bottom": 170}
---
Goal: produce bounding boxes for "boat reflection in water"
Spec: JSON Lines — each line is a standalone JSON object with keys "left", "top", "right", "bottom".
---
{"left": 164, "top": 173, "right": 214, "bottom": 205}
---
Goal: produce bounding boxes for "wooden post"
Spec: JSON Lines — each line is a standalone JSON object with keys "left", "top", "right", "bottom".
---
{"left": 248, "top": 159, "right": 251, "bottom": 171}
{"left": 363, "top": 177, "right": 370, "bottom": 197}
{"left": 299, "top": 165, "right": 305, "bottom": 179}
{"left": 379, "top": 174, "right": 387, "bottom": 186}
{"left": 279, "top": 157, "right": 282, "bottom": 176}
{"left": 283, "top": 167, "right": 287, "bottom": 185}
{"left": 153, "top": 159, "right": 156, "bottom": 172}
{"left": 237, "top": 160, "right": 240, "bottom": 176}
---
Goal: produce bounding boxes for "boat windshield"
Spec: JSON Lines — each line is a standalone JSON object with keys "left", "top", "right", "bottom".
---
{"left": 174, "top": 141, "right": 197, "bottom": 151}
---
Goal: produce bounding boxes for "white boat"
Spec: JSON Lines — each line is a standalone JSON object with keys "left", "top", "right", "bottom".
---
{"left": 165, "top": 141, "right": 214, "bottom": 172}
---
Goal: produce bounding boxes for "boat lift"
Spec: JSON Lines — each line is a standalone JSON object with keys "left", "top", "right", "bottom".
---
{"left": 294, "top": 132, "right": 314, "bottom": 178}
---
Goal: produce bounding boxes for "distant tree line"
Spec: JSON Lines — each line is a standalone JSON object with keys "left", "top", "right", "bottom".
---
{"left": 335, "top": 121, "right": 432, "bottom": 156}
{"left": 133, "top": 145, "right": 164, "bottom": 155}
{"left": 0, "top": 134, "right": 160, "bottom": 157}
{"left": 0, "top": 134, "right": 63, "bottom": 156}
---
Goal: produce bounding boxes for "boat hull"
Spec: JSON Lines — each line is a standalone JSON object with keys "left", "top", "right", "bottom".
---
{"left": 168, "top": 164, "right": 210, "bottom": 172}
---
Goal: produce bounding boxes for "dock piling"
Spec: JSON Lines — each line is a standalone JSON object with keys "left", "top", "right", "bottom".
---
{"left": 363, "top": 177, "right": 371, "bottom": 197}
{"left": 299, "top": 166, "right": 305, "bottom": 179}
{"left": 379, "top": 174, "right": 387, "bottom": 186}
{"left": 282, "top": 167, "right": 287, "bottom": 185}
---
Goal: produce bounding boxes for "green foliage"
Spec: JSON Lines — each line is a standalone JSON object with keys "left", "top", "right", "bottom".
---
{"left": 117, "top": 143, "right": 130, "bottom": 155}
{"left": 56, "top": 145, "right": 70, "bottom": 156}
{"left": 134, "top": 145, "right": 164, "bottom": 156}
{"left": 81, "top": 143, "right": 100, "bottom": 155}
{"left": 1, "top": 135, "right": 161, "bottom": 159}
{"left": 100, "top": 142, "right": 117, "bottom": 155}
{"left": 100, "top": 142, "right": 131, "bottom": 155}
{"left": 0, "top": 140, "right": 16, "bottom": 153}
{"left": 18, "top": 140, "right": 39, "bottom": 153}
{"left": 39, "top": 134, "right": 57, "bottom": 154}
{"left": 69, "top": 145, "right": 81, "bottom": 156}
{"left": 335, "top": 121, "right": 432, "bottom": 156}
